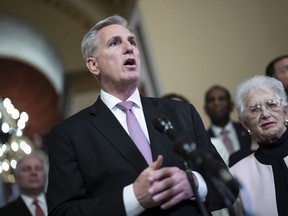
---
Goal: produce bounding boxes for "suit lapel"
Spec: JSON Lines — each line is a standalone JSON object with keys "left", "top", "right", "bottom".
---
{"left": 18, "top": 197, "right": 33, "bottom": 216}
{"left": 141, "top": 97, "right": 169, "bottom": 167}
{"left": 89, "top": 98, "right": 148, "bottom": 172}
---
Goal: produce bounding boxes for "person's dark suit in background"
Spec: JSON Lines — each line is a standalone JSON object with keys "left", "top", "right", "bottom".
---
{"left": 47, "top": 15, "right": 238, "bottom": 216}
{"left": 0, "top": 154, "right": 47, "bottom": 216}
{"left": 204, "top": 85, "right": 254, "bottom": 167}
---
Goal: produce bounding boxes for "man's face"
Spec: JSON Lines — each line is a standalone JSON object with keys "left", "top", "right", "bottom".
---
{"left": 205, "top": 87, "right": 233, "bottom": 122}
{"left": 93, "top": 24, "right": 141, "bottom": 92}
{"left": 15, "top": 156, "right": 45, "bottom": 195}
{"left": 273, "top": 58, "right": 288, "bottom": 92}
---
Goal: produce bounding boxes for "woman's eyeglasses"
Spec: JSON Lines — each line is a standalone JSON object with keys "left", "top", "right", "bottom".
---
{"left": 246, "top": 99, "right": 283, "bottom": 118}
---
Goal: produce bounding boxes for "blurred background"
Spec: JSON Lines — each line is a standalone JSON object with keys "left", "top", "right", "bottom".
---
{"left": 0, "top": 0, "right": 288, "bottom": 204}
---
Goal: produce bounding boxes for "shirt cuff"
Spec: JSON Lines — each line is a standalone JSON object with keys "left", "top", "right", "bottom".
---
{"left": 192, "top": 171, "right": 208, "bottom": 201}
{"left": 123, "top": 184, "right": 145, "bottom": 216}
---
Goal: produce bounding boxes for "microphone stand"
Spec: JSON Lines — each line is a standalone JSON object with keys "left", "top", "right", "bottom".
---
{"left": 181, "top": 158, "right": 210, "bottom": 216}
{"left": 175, "top": 140, "right": 239, "bottom": 215}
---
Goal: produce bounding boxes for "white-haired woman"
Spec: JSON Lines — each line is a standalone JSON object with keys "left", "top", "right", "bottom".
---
{"left": 230, "top": 75, "right": 288, "bottom": 216}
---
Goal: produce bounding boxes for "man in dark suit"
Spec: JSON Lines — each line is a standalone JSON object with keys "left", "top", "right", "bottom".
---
{"left": 204, "top": 85, "right": 253, "bottom": 167}
{"left": 47, "top": 15, "right": 239, "bottom": 216}
{"left": 1, "top": 154, "right": 47, "bottom": 216}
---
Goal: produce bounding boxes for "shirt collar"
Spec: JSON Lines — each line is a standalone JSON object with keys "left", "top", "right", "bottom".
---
{"left": 211, "top": 121, "right": 233, "bottom": 136}
{"left": 100, "top": 88, "right": 142, "bottom": 110}
{"left": 21, "top": 192, "right": 46, "bottom": 206}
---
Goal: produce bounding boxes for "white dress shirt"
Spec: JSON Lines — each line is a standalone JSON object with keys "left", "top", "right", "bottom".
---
{"left": 211, "top": 121, "right": 241, "bottom": 154}
{"left": 21, "top": 192, "right": 47, "bottom": 216}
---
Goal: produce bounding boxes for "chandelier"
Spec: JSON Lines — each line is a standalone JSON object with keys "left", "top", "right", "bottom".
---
{"left": 0, "top": 97, "right": 33, "bottom": 183}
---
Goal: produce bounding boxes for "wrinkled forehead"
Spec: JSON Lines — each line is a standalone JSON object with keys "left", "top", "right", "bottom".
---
{"left": 98, "top": 24, "right": 134, "bottom": 41}
{"left": 18, "top": 156, "right": 43, "bottom": 168}
{"left": 275, "top": 58, "right": 288, "bottom": 68}
{"left": 208, "top": 88, "right": 229, "bottom": 99}
{"left": 245, "top": 89, "right": 277, "bottom": 105}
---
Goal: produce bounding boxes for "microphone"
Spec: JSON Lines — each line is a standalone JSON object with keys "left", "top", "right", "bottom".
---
{"left": 153, "top": 115, "right": 239, "bottom": 205}
{"left": 153, "top": 115, "right": 197, "bottom": 160}
{"left": 153, "top": 115, "right": 182, "bottom": 141}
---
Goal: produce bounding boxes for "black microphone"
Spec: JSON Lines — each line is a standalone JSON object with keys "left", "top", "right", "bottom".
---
{"left": 153, "top": 115, "right": 199, "bottom": 161}
{"left": 153, "top": 115, "right": 182, "bottom": 141}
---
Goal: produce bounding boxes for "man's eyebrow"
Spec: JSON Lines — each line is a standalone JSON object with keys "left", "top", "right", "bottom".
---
{"left": 104, "top": 35, "right": 119, "bottom": 47}
{"left": 107, "top": 35, "right": 120, "bottom": 42}
{"left": 128, "top": 35, "right": 136, "bottom": 41}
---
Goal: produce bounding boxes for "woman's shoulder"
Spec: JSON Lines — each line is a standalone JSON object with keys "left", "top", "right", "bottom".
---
{"left": 229, "top": 153, "right": 256, "bottom": 173}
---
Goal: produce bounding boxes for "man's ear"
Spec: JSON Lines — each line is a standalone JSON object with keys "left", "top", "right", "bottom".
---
{"left": 86, "top": 57, "right": 100, "bottom": 75}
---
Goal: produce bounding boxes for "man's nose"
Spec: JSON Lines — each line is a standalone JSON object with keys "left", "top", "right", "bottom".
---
{"left": 213, "top": 98, "right": 221, "bottom": 105}
{"left": 30, "top": 168, "right": 41, "bottom": 174}
{"left": 123, "top": 41, "right": 133, "bottom": 54}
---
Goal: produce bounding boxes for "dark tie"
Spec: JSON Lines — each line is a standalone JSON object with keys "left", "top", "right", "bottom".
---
{"left": 221, "top": 129, "right": 234, "bottom": 154}
{"left": 117, "top": 101, "right": 152, "bottom": 164}
{"left": 33, "top": 199, "right": 44, "bottom": 216}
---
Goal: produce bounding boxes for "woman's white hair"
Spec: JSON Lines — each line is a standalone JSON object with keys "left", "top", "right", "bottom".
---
{"left": 234, "top": 75, "right": 287, "bottom": 121}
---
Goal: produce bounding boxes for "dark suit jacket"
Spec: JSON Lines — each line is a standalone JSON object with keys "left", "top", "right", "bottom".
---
{"left": 1, "top": 196, "right": 32, "bottom": 216}
{"left": 207, "top": 122, "right": 253, "bottom": 167}
{"left": 47, "top": 96, "right": 239, "bottom": 216}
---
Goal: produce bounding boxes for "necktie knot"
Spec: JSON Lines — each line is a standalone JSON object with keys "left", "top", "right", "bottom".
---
{"left": 117, "top": 101, "right": 133, "bottom": 112}
{"left": 33, "top": 198, "right": 44, "bottom": 216}
{"left": 33, "top": 199, "right": 38, "bottom": 205}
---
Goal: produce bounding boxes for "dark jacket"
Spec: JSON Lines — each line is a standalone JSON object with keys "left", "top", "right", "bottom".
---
{"left": 47, "top": 96, "right": 239, "bottom": 216}
{"left": 1, "top": 196, "right": 32, "bottom": 216}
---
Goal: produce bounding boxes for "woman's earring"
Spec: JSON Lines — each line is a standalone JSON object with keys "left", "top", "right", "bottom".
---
{"left": 285, "top": 119, "right": 288, "bottom": 126}
{"left": 247, "top": 129, "right": 252, "bottom": 135}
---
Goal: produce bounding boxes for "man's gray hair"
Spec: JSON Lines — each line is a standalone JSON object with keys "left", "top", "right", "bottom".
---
{"left": 81, "top": 15, "right": 128, "bottom": 60}
{"left": 15, "top": 153, "right": 45, "bottom": 176}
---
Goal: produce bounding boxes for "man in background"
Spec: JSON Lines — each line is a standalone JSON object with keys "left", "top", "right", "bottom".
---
{"left": 0, "top": 154, "right": 47, "bottom": 216}
{"left": 204, "top": 85, "right": 253, "bottom": 167}
{"left": 265, "top": 54, "right": 288, "bottom": 96}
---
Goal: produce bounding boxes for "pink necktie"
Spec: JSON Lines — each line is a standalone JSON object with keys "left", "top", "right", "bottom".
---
{"left": 221, "top": 129, "right": 234, "bottom": 154}
{"left": 33, "top": 199, "right": 44, "bottom": 216}
{"left": 117, "top": 101, "right": 152, "bottom": 165}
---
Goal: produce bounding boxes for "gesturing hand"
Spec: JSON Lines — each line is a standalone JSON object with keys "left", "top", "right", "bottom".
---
{"left": 133, "top": 155, "right": 196, "bottom": 210}
{"left": 148, "top": 165, "right": 195, "bottom": 210}
{"left": 133, "top": 155, "right": 164, "bottom": 209}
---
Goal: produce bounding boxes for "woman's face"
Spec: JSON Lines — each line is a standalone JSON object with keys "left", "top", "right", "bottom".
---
{"left": 242, "top": 89, "right": 287, "bottom": 143}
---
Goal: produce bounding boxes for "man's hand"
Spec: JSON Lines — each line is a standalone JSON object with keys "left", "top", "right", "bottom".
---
{"left": 148, "top": 165, "right": 195, "bottom": 210}
{"left": 133, "top": 155, "right": 196, "bottom": 210}
{"left": 133, "top": 155, "right": 164, "bottom": 208}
